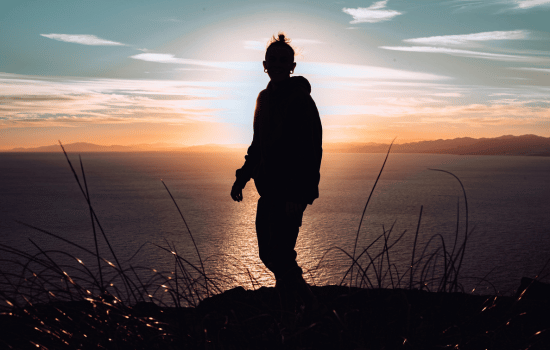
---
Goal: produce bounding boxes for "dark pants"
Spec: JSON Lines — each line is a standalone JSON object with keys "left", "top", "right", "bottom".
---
{"left": 256, "top": 197, "right": 305, "bottom": 282}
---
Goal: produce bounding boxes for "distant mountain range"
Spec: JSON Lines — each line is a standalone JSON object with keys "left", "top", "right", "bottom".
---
{"left": 5, "top": 135, "right": 550, "bottom": 156}
{"left": 6, "top": 142, "right": 248, "bottom": 153}
{"left": 324, "top": 134, "right": 550, "bottom": 156}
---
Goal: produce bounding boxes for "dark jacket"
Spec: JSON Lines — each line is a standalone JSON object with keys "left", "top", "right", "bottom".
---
{"left": 235, "top": 76, "right": 323, "bottom": 204}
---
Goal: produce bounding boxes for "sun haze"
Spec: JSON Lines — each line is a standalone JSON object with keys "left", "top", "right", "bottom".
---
{"left": 1, "top": 0, "right": 550, "bottom": 150}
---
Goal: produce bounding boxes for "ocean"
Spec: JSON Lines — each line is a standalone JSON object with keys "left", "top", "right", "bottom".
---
{"left": 1, "top": 151, "right": 549, "bottom": 296}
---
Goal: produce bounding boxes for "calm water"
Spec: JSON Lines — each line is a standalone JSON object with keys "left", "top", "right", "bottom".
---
{"left": 1, "top": 151, "right": 549, "bottom": 295}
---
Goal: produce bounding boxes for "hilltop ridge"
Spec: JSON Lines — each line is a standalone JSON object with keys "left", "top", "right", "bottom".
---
{"left": 324, "top": 134, "right": 550, "bottom": 156}
{"left": 6, "top": 142, "right": 248, "bottom": 153}
{"left": 5, "top": 134, "right": 550, "bottom": 156}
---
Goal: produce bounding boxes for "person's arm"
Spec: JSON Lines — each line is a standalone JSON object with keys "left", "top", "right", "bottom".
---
{"left": 231, "top": 92, "right": 263, "bottom": 202}
{"left": 231, "top": 136, "right": 259, "bottom": 202}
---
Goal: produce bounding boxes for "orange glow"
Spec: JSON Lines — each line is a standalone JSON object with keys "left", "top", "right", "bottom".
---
{"left": 0, "top": 121, "right": 247, "bottom": 150}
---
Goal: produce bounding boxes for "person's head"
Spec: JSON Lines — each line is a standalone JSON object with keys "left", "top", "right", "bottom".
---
{"left": 263, "top": 33, "right": 296, "bottom": 83}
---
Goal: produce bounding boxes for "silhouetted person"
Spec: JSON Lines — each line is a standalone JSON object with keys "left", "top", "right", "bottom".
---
{"left": 231, "top": 33, "right": 322, "bottom": 309}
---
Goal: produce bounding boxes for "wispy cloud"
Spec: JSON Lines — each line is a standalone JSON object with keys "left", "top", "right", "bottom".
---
{"left": 131, "top": 53, "right": 200, "bottom": 64}
{"left": 418, "top": 116, "right": 542, "bottom": 126}
{"left": 130, "top": 53, "right": 261, "bottom": 71}
{"left": 449, "top": 0, "right": 550, "bottom": 10}
{"left": 40, "top": 34, "right": 126, "bottom": 46}
{"left": 404, "top": 30, "right": 528, "bottom": 46}
{"left": 380, "top": 46, "right": 537, "bottom": 61}
{"left": 513, "top": 0, "right": 550, "bottom": 9}
{"left": 298, "top": 62, "right": 447, "bottom": 80}
{"left": 416, "top": 103, "right": 550, "bottom": 119}
{"left": 342, "top": 0, "right": 402, "bottom": 23}
{"left": 130, "top": 52, "right": 447, "bottom": 80}
{"left": 382, "top": 29, "right": 546, "bottom": 61}
{"left": 324, "top": 103, "right": 550, "bottom": 122}
{"left": 0, "top": 73, "right": 223, "bottom": 128}
{"left": 510, "top": 67, "right": 550, "bottom": 72}
{"left": 432, "top": 92, "right": 463, "bottom": 97}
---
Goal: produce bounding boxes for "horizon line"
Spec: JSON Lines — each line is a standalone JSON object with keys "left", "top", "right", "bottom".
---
{"left": 2, "top": 133, "right": 549, "bottom": 152}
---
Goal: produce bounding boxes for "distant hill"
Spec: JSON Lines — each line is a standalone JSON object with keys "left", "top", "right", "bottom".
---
{"left": 324, "top": 134, "right": 550, "bottom": 156}
{"left": 8, "top": 142, "right": 139, "bottom": 152}
{"left": 5, "top": 135, "right": 550, "bottom": 156}
{"left": 8, "top": 142, "right": 140, "bottom": 153}
{"left": 6, "top": 142, "right": 248, "bottom": 153}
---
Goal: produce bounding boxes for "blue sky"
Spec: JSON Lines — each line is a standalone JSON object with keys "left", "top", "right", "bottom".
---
{"left": 1, "top": 0, "right": 549, "bottom": 149}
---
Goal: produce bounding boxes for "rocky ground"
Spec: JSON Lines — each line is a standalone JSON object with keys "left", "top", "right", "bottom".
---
{"left": 2, "top": 280, "right": 550, "bottom": 349}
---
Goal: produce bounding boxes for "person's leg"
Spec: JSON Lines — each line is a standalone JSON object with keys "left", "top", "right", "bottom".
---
{"left": 256, "top": 197, "right": 316, "bottom": 311}
{"left": 255, "top": 197, "right": 303, "bottom": 281}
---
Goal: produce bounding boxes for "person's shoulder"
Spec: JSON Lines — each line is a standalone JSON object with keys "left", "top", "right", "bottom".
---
{"left": 289, "top": 78, "right": 316, "bottom": 108}
{"left": 285, "top": 77, "right": 311, "bottom": 103}
{"left": 290, "top": 76, "right": 312, "bottom": 95}
{"left": 257, "top": 88, "right": 269, "bottom": 100}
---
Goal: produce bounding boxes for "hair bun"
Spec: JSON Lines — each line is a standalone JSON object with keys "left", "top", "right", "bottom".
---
{"left": 265, "top": 32, "right": 295, "bottom": 58}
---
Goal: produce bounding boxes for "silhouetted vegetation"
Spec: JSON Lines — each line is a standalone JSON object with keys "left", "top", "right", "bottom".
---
{"left": 1, "top": 142, "right": 549, "bottom": 349}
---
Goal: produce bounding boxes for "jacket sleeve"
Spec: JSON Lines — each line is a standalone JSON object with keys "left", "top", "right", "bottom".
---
{"left": 234, "top": 93, "right": 262, "bottom": 189}
{"left": 284, "top": 94, "right": 323, "bottom": 204}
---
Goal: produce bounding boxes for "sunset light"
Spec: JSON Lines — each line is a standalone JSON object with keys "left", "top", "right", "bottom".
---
{"left": 2, "top": 2, "right": 550, "bottom": 348}
{"left": 2, "top": 0, "right": 549, "bottom": 149}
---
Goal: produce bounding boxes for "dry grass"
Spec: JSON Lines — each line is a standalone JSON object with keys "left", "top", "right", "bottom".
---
{"left": 1, "top": 142, "right": 549, "bottom": 349}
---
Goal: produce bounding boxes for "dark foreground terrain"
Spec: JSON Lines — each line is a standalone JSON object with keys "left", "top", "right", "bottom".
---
{"left": 2, "top": 280, "right": 549, "bottom": 350}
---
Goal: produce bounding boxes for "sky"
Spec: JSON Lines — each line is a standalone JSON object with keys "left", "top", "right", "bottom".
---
{"left": 1, "top": 0, "right": 549, "bottom": 149}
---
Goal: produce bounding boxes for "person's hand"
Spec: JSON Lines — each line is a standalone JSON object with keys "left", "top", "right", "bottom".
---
{"left": 286, "top": 201, "right": 306, "bottom": 216}
{"left": 231, "top": 182, "right": 243, "bottom": 202}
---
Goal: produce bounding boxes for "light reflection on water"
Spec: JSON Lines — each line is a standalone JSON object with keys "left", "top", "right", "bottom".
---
{"left": 1, "top": 151, "right": 550, "bottom": 295}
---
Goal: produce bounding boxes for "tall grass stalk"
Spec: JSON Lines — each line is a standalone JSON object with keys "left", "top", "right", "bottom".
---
{"left": 409, "top": 205, "right": 423, "bottom": 290}
{"left": 79, "top": 154, "right": 104, "bottom": 291}
{"left": 58, "top": 141, "right": 136, "bottom": 302}
{"left": 5, "top": 143, "right": 546, "bottom": 349}
{"left": 161, "top": 180, "right": 209, "bottom": 298}
{"left": 428, "top": 168, "right": 469, "bottom": 292}
{"left": 325, "top": 162, "right": 471, "bottom": 293}
{"left": 350, "top": 139, "right": 395, "bottom": 286}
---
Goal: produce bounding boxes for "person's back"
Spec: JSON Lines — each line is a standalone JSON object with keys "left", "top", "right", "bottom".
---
{"left": 230, "top": 32, "right": 322, "bottom": 310}
{"left": 247, "top": 75, "right": 322, "bottom": 203}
